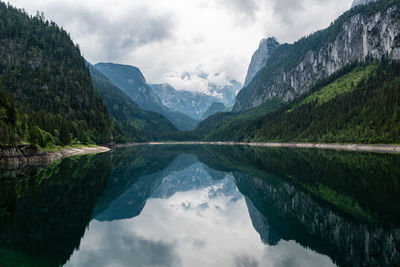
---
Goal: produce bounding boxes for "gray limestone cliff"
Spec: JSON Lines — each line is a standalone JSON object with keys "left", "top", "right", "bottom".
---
{"left": 244, "top": 37, "right": 280, "bottom": 87}
{"left": 234, "top": 1, "right": 400, "bottom": 112}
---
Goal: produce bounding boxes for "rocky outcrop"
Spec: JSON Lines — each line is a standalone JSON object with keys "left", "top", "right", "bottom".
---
{"left": 234, "top": 2, "right": 400, "bottom": 112}
{"left": 0, "top": 145, "right": 110, "bottom": 169}
{"left": 244, "top": 37, "right": 280, "bottom": 87}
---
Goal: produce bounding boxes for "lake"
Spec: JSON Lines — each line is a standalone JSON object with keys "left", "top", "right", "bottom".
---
{"left": 0, "top": 145, "right": 399, "bottom": 266}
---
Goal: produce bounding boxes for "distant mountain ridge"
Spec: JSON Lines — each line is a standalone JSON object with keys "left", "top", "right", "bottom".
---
{"left": 150, "top": 83, "right": 229, "bottom": 120}
{"left": 94, "top": 63, "right": 198, "bottom": 130}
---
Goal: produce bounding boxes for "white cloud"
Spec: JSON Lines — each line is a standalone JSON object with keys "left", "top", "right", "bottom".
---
{"left": 8, "top": 0, "right": 352, "bottom": 91}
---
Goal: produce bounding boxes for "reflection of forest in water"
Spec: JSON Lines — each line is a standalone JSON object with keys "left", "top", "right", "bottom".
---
{"left": 0, "top": 145, "right": 399, "bottom": 266}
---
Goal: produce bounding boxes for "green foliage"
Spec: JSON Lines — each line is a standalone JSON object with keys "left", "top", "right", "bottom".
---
{"left": 292, "top": 64, "right": 376, "bottom": 109}
{"left": 0, "top": 2, "right": 111, "bottom": 147}
{"left": 0, "top": 84, "right": 18, "bottom": 145}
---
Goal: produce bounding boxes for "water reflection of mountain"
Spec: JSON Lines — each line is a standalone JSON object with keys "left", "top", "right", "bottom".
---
{"left": 0, "top": 145, "right": 399, "bottom": 266}
{"left": 196, "top": 146, "right": 400, "bottom": 267}
{"left": 95, "top": 153, "right": 237, "bottom": 222}
{"left": 235, "top": 171, "right": 400, "bottom": 267}
{"left": 90, "top": 145, "right": 400, "bottom": 266}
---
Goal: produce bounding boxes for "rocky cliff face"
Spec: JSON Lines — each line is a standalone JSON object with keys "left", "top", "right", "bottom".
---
{"left": 234, "top": 2, "right": 400, "bottom": 112}
{"left": 244, "top": 37, "right": 280, "bottom": 87}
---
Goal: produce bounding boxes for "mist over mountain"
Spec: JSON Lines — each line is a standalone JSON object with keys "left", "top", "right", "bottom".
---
{"left": 150, "top": 83, "right": 234, "bottom": 120}
{"left": 150, "top": 83, "right": 221, "bottom": 120}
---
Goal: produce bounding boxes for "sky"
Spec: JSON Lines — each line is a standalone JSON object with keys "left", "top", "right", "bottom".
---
{"left": 8, "top": 0, "right": 352, "bottom": 92}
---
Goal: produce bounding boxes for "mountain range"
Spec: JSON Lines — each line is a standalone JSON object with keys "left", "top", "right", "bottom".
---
{"left": 94, "top": 63, "right": 199, "bottom": 131}
{"left": 150, "top": 83, "right": 231, "bottom": 120}
{"left": 1, "top": 0, "right": 400, "bottom": 147}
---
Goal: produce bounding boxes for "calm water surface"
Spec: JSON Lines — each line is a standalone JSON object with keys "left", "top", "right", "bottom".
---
{"left": 0, "top": 145, "right": 399, "bottom": 267}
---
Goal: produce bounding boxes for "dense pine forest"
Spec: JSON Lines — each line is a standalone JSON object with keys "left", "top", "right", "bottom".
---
{"left": 0, "top": 2, "right": 111, "bottom": 147}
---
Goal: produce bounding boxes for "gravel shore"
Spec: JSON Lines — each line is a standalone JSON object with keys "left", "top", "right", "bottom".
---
{"left": 0, "top": 146, "right": 110, "bottom": 169}
{"left": 124, "top": 141, "right": 400, "bottom": 154}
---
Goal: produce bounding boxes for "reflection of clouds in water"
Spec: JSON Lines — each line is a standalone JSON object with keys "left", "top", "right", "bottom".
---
{"left": 263, "top": 240, "right": 336, "bottom": 267}
{"left": 65, "top": 221, "right": 181, "bottom": 267}
{"left": 235, "top": 254, "right": 259, "bottom": 267}
{"left": 66, "top": 175, "right": 336, "bottom": 267}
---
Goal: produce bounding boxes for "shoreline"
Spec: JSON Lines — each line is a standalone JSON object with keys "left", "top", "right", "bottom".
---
{"left": 115, "top": 141, "right": 400, "bottom": 154}
{"left": 0, "top": 145, "right": 110, "bottom": 169}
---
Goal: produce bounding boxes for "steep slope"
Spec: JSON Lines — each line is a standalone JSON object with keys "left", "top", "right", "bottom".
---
{"left": 88, "top": 64, "right": 178, "bottom": 142}
{"left": 0, "top": 3, "right": 111, "bottom": 146}
{"left": 234, "top": 0, "right": 400, "bottom": 112}
{"left": 94, "top": 63, "right": 162, "bottom": 112}
{"left": 150, "top": 83, "right": 218, "bottom": 120}
{"left": 244, "top": 37, "right": 280, "bottom": 87}
{"left": 95, "top": 63, "right": 198, "bottom": 130}
{"left": 202, "top": 102, "right": 226, "bottom": 119}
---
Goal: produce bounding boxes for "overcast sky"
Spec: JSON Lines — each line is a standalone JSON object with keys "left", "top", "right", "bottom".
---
{"left": 8, "top": 0, "right": 352, "bottom": 91}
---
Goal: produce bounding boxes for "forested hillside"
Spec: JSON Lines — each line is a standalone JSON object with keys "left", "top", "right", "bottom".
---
{"left": 0, "top": 2, "right": 111, "bottom": 147}
{"left": 198, "top": 60, "right": 400, "bottom": 144}
{"left": 88, "top": 64, "right": 178, "bottom": 143}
